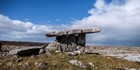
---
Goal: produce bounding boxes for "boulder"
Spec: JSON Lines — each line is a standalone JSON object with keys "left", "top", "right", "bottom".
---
{"left": 9, "top": 47, "right": 42, "bottom": 56}
{"left": 45, "top": 41, "right": 60, "bottom": 52}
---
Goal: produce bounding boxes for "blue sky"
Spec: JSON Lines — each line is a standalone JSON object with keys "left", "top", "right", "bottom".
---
{"left": 0, "top": 0, "right": 140, "bottom": 46}
{"left": 0, "top": 0, "right": 97, "bottom": 24}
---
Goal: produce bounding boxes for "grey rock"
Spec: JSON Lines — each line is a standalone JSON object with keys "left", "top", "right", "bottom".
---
{"left": 60, "top": 44, "right": 67, "bottom": 52}
{"left": 82, "top": 27, "right": 101, "bottom": 34}
{"left": 69, "top": 60, "right": 86, "bottom": 68}
{"left": 45, "top": 41, "right": 60, "bottom": 52}
{"left": 77, "top": 47, "right": 85, "bottom": 54}
{"left": 46, "top": 31, "right": 67, "bottom": 37}
{"left": 16, "top": 58, "right": 23, "bottom": 62}
{"left": 68, "top": 52, "right": 77, "bottom": 56}
{"left": 124, "top": 68, "right": 137, "bottom": 70}
{"left": 42, "top": 45, "right": 47, "bottom": 49}
{"left": 88, "top": 62, "right": 94, "bottom": 67}
{"left": 45, "top": 52, "right": 51, "bottom": 57}
{"left": 76, "top": 46, "right": 81, "bottom": 50}
{"left": 31, "top": 55, "right": 36, "bottom": 59}
{"left": 67, "top": 29, "right": 82, "bottom": 35}
{"left": 74, "top": 50, "right": 81, "bottom": 55}
{"left": 71, "top": 43, "right": 77, "bottom": 51}
{"left": 9, "top": 47, "right": 42, "bottom": 56}
{"left": 116, "top": 67, "right": 137, "bottom": 70}
{"left": 46, "top": 28, "right": 101, "bottom": 37}
{"left": 84, "top": 49, "right": 100, "bottom": 54}
{"left": 35, "top": 62, "right": 48, "bottom": 69}
{"left": 68, "top": 50, "right": 83, "bottom": 56}
{"left": 55, "top": 50, "right": 61, "bottom": 53}
{"left": 39, "top": 49, "right": 45, "bottom": 54}
{"left": 7, "top": 62, "right": 12, "bottom": 66}
{"left": 19, "top": 62, "right": 29, "bottom": 69}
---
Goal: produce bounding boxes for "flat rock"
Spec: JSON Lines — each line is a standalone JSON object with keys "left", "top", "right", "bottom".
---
{"left": 46, "top": 28, "right": 101, "bottom": 37}
{"left": 82, "top": 27, "right": 101, "bottom": 33}
{"left": 67, "top": 29, "right": 82, "bottom": 35}
{"left": 68, "top": 52, "right": 77, "bottom": 56}
{"left": 9, "top": 47, "right": 42, "bottom": 56}
{"left": 69, "top": 60, "right": 86, "bottom": 68}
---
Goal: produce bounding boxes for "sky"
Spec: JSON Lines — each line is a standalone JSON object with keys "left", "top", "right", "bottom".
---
{"left": 0, "top": 0, "right": 140, "bottom": 46}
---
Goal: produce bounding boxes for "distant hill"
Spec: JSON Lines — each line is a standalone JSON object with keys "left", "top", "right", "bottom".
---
{"left": 0, "top": 41, "right": 49, "bottom": 46}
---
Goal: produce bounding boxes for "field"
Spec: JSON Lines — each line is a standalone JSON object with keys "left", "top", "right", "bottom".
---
{"left": 0, "top": 41, "right": 140, "bottom": 70}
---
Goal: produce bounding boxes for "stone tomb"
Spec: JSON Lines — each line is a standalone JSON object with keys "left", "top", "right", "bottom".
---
{"left": 46, "top": 28, "right": 101, "bottom": 52}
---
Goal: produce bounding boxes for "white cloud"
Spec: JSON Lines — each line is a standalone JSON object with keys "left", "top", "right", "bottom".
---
{"left": 0, "top": 14, "right": 55, "bottom": 42}
{"left": 71, "top": 0, "right": 140, "bottom": 46}
{"left": 0, "top": 14, "right": 70, "bottom": 42}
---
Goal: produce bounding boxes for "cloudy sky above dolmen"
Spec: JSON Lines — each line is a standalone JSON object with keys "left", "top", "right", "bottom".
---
{"left": 0, "top": 0, "right": 140, "bottom": 46}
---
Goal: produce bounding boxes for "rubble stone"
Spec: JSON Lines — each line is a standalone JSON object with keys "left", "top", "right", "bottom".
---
{"left": 39, "top": 49, "right": 45, "bottom": 54}
{"left": 16, "top": 58, "right": 23, "bottom": 62}
{"left": 35, "top": 62, "right": 48, "bottom": 69}
{"left": 69, "top": 60, "right": 87, "bottom": 68}
{"left": 68, "top": 52, "right": 77, "bottom": 56}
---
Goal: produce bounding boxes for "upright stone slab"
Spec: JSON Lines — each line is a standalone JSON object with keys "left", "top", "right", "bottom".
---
{"left": 77, "top": 34, "right": 85, "bottom": 47}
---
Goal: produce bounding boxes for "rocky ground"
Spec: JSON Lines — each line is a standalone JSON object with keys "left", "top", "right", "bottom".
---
{"left": 85, "top": 46, "right": 140, "bottom": 62}
{"left": 0, "top": 41, "right": 140, "bottom": 70}
{"left": 0, "top": 51, "right": 140, "bottom": 70}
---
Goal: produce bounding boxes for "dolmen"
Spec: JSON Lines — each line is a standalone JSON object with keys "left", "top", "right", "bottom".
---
{"left": 8, "top": 28, "right": 101, "bottom": 56}
{"left": 45, "top": 28, "right": 101, "bottom": 52}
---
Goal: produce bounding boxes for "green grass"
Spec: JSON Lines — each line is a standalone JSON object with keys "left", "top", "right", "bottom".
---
{"left": 0, "top": 53, "right": 140, "bottom": 70}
